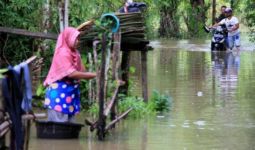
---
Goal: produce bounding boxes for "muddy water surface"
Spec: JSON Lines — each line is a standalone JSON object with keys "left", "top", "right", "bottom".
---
{"left": 30, "top": 39, "right": 255, "bottom": 150}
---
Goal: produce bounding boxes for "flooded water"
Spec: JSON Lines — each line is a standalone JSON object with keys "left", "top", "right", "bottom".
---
{"left": 29, "top": 38, "right": 255, "bottom": 150}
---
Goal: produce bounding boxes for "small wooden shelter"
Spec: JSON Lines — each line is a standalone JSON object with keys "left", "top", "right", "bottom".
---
{"left": 0, "top": 12, "right": 152, "bottom": 141}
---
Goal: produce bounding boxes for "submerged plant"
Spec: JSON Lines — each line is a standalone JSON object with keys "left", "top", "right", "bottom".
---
{"left": 118, "top": 96, "right": 154, "bottom": 118}
{"left": 149, "top": 90, "right": 172, "bottom": 113}
{"left": 86, "top": 90, "right": 173, "bottom": 119}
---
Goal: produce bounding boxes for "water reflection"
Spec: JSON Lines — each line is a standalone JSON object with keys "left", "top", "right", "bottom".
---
{"left": 211, "top": 51, "right": 240, "bottom": 108}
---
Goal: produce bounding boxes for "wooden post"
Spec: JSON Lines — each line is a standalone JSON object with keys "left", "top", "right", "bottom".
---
{"left": 120, "top": 51, "right": 131, "bottom": 95}
{"left": 110, "top": 32, "right": 121, "bottom": 122}
{"left": 23, "top": 120, "right": 31, "bottom": 150}
{"left": 212, "top": 0, "right": 216, "bottom": 24}
{"left": 141, "top": 50, "right": 148, "bottom": 102}
{"left": 97, "top": 33, "right": 107, "bottom": 140}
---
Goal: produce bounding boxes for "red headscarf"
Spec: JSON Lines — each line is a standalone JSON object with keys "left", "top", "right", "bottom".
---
{"left": 44, "top": 27, "right": 84, "bottom": 86}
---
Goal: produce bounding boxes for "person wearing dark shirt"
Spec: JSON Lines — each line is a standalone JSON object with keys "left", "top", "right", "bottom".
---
{"left": 119, "top": 0, "right": 147, "bottom": 13}
{"left": 216, "top": 5, "right": 227, "bottom": 23}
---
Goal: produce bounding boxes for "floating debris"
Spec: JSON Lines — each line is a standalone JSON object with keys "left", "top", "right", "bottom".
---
{"left": 197, "top": 91, "right": 203, "bottom": 97}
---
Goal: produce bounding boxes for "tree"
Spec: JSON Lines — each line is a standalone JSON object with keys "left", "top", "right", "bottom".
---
{"left": 158, "top": 0, "right": 180, "bottom": 38}
{"left": 244, "top": 0, "right": 255, "bottom": 41}
{"left": 212, "top": 0, "right": 216, "bottom": 24}
{"left": 182, "top": 0, "right": 209, "bottom": 37}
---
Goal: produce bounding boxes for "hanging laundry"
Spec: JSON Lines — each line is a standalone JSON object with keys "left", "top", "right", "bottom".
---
{"left": 14, "top": 62, "right": 33, "bottom": 112}
{"left": 2, "top": 67, "right": 24, "bottom": 150}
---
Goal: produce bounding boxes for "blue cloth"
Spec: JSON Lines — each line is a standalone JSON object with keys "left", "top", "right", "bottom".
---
{"left": 119, "top": 2, "right": 147, "bottom": 13}
{"left": 45, "top": 79, "right": 80, "bottom": 116}
{"left": 2, "top": 67, "right": 24, "bottom": 150}
{"left": 14, "top": 62, "right": 32, "bottom": 112}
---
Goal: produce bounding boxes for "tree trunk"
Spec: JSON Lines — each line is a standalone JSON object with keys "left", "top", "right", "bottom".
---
{"left": 97, "top": 33, "right": 107, "bottom": 141}
{"left": 184, "top": 0, "right": 207, "bottom": 37}
{"left": 110, "top": 32, "right": 121, "bottom": 122}
{"left": 159, "top": 1, "right": 180, "bottom": 38}
{"left": 212, "top": 0, "right": 216, "bottom": 24}
{"left": 58, "top": 1, "right": 64, "bottom": 32}
{"left": 190, "top": 0, "right": 206, "bottom": 23}
{"left": 64, "top": 0, "right": 69, "bottom": 28}
{"left": 230, "top": 0, "right": 234, "bottom": 8}
{"left": 58, "top": 0, "right": 68, "bottom": 31}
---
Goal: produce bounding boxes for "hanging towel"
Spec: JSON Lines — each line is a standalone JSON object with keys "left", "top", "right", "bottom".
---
{"left": 14, "top": 62, "right": 32, "bottom": 112}
{"left": 2, "top": 67, "right": 24, "bottom": 150}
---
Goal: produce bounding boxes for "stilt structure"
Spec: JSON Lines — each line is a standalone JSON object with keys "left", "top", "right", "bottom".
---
{"left": 0, "top": 12, "right": 152, "bottom": 141}
{"left": 80, "top": 12, "right": 152, "bottom": 140}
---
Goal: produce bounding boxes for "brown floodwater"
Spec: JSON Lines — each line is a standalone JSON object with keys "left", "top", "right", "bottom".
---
{"left": 29, "top": 38, "right": 255, "bottom": 150}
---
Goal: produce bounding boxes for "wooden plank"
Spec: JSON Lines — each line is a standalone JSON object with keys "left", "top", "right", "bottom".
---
{"left": 103, "top": 85, "right": 120, "bottom": 117}
{"left": 0, "top": 26, "right": 57, "bottom": 40}
{"left": 21, "top": 113, "right": 47, "bottom": 120}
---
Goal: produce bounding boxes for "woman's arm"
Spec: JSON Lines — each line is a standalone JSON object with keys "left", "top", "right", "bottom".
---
{"left": 67, "top": 71, "right": 96, "bottom": 80}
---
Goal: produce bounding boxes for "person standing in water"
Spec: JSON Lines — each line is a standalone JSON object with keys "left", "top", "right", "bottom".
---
{"left": 216, "top": 5, "right": 227, "bottom": 23}
{"left": 211, "top": 7, "right": 241, "bottom": 54}
{"left": 44, "top": 27, "right": 96, "bottom": 122}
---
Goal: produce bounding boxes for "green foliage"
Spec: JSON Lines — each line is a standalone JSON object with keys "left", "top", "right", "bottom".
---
{"left": 87, "top": 103, "right": 99, "bottom": 118}
{"left": 79, "top": 79, "right": 91, "bottom": 108}
{"left": 35, "top": 83, "right": 46, "bottom": 98}
{"left": 0, "top": 0, "right": 43, "bottom": 66}
{"left": 129, "top": 66, "right": 136, "bottom": 74}
{"left": 149, "top": 90, "right": 172, "bottom": 112}
{"left": 116, "top": 90, "right": 172, "bottom": 118}
{"left": 118, "top": 96, "right": 155, "bottom": 118}
{"left": 33, "top": 83, "right": 46, "bottom": 108}
{"left": 0, "top": 69, "right": 8, "bottom": 79}
{"left": 244, "top": 0, "right": 255, "bottom": 41}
